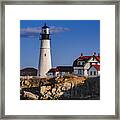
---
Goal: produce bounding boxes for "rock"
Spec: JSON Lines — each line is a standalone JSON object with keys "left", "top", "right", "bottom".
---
{"left": 23, "top": 91, "right": 39, "bottom": 100}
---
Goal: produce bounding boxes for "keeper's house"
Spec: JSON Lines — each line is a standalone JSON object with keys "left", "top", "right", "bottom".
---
{"left": 47, "top": 52, "right": 100, "bottom": 78}
{"left": 73, "top": 52, "right": 100, "bottom": 77}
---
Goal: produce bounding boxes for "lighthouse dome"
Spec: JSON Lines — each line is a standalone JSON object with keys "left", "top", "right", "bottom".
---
{"left": 42, "top": 23, "right": 49, "bottom": 29}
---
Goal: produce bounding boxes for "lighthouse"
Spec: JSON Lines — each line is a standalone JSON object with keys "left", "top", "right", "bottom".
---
{"left": 38, "top": 23, "right": 52, "bottom": 77}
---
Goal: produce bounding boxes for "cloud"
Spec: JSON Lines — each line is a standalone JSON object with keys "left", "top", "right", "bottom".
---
{"left": 20, "top": 26, "right": 71, "bottom": 38}
{"left": 50, "top": 26, "right": 71, "bottom": 33}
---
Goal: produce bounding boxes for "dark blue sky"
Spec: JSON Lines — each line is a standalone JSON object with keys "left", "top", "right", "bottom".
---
{"left": 20, "top": 20, "right": 100, "bottom": 69}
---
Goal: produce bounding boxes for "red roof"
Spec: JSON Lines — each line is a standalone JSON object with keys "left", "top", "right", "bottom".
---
{"left": 56, "top": 66, "right": 73, "bottom": 72}
{"left": 78, "top": 56, "right": 100, "bottom": 61}
{"left": 96, "top": 56, "right": 100, "bottom": 62}
{"left": 73, "top": 55, "right": 100, "bottom": 67}
{"left": 48, "top": 68, "right": 59, "bottom": 73}
{"left": 78, "top": 56, "right": 91, "bottom": 61}
{"left": 92, "top": 65, "right": 100, "bottom": 71}
{"left": 48, "top": 66, "right": 73, "bottom": 73}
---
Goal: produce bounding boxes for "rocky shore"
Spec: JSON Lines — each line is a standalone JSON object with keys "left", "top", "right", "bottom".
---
{"left": 20, "top": 75, "right": 100, "bottom": 100}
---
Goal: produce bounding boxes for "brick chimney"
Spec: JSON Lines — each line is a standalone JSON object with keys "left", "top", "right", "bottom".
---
{"left": 93, "top": 52, "right": 96, "bottom": 56}
{"left": 81, "top": 53, "right": 83, "bottom": 57}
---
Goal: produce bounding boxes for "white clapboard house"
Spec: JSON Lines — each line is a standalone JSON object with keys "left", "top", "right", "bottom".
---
{"left": 73, "top": 52, "right": 100, "bottom": 77}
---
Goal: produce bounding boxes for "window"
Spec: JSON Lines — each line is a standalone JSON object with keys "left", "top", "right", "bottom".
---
{"left": 77, "top": 61, "right": 80, "bottom": 65}
{"left": 77, "top": 61, "right": 84, "bottom": 65}
{"left": 94, "top": 71, "right": 96, "bottom": 75}
{"left": 53, "top": 72, "right": 55, "bottom": 76}
{"left": 78, "top": 69, "right": 83, "bottom": 75}
{"left": 74, "top": 70, "right": 78, "bottom": 74}
{"left": 80, "top": 62, "right": 83, "bottom": 65}
{"left": 90, "top": 71, "right": 92, "bottom": 75}
{"left": 44, "top": 29, "right": 46, "bottom": 34}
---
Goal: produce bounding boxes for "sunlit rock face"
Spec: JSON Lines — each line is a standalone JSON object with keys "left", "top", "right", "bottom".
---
{"left": 20, "top": 75, "right": 100, "bottom": 100}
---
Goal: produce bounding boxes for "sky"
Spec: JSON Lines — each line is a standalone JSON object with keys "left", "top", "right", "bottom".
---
{"left": 20, "top": 20, "right": 100, "bottom": 69}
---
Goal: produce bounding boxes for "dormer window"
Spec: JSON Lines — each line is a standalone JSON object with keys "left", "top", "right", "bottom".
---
{"left": 80, "top": 62, "right": 83, "bottom": 65}
{"left": 77, "top": 61, "right": 84, "bottom": 65}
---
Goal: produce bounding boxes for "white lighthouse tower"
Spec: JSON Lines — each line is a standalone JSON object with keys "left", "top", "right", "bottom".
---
{"left": 38, "top": 23, "right": 52, "bottom": 77}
